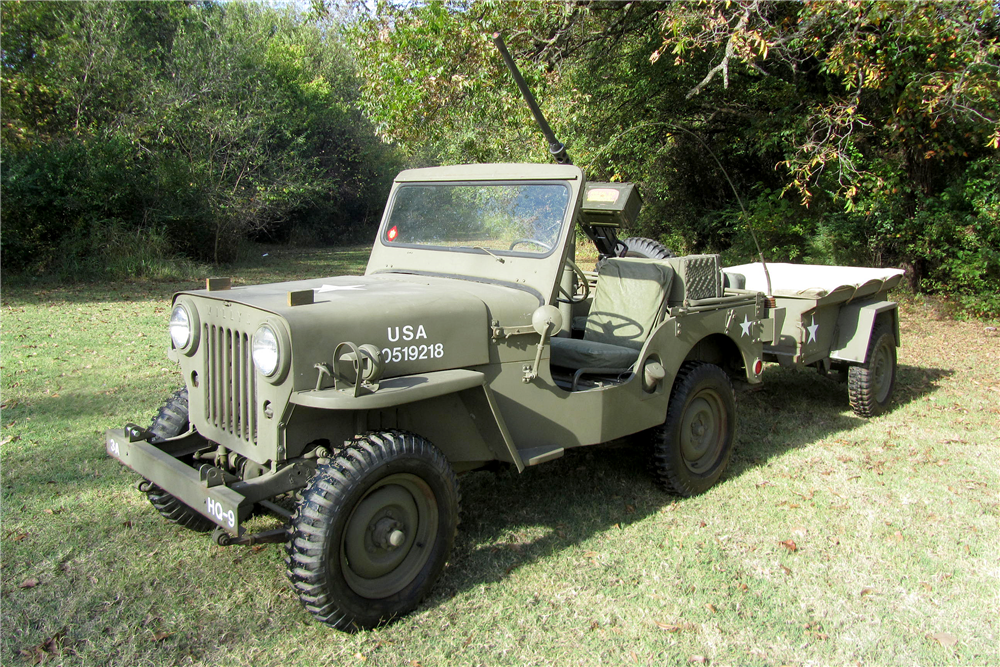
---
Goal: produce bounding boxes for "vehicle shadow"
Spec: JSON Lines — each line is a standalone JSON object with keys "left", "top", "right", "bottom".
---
{"left": 428, "top": 362, "right": 951, "bottom": 606}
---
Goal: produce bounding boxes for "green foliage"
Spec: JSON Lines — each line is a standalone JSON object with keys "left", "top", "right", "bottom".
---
{"left": 349, "top": 0, "right": 999, "bottom": 315}
{"left": 1, "top": 0, "right": 398, "bottom": 275}
{"left": 908, "top": 160, "right": 1000, "bottom": 317}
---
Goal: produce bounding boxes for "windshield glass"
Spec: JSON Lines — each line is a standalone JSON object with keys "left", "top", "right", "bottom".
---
{"left": 383, "top": 182, "right": 571, "bottom": 255}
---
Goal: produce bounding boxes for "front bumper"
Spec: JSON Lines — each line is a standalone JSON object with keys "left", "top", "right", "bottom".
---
{"left": 106, "top": 428, "right": 250, "bottom": 535}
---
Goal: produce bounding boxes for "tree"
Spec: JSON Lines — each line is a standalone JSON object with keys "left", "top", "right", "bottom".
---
{"left": 1, "top": 1, "right": 398, "bottom": 273}
{"left": 349, "top": 0, "right": 1000, "bottom": 313}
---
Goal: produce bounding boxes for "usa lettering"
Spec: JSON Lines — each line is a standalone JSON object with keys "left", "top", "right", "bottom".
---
{"left": 387, "top": 324, "right": 427, "bottom": 342}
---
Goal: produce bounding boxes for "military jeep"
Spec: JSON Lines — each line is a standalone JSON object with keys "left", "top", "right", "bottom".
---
{"left": 106, "top": 159, "right": 904, "bottom": 630}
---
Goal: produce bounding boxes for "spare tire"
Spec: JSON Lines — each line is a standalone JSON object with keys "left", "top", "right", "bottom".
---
{"left": 597, "top": 236, "right": 676, "bottom": 273}
{"left": 620, "top": 236, "right": 676, "bottom": 259}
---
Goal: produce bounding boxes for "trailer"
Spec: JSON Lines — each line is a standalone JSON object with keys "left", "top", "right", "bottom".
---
{"left": 726, "top": 262, "right": 905, "bottom": 416}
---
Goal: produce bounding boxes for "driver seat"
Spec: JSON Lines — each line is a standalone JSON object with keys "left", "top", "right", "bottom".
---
{"left": 550, "top": 258, "right": 674, "bottom": 374}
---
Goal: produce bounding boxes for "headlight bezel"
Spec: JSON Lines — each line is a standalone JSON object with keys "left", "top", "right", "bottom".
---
{"left": 169, "top": 300, "right": 200, "bottom": 356}
{"left": 252, "top": 319, "right": 290, "bottom": 384}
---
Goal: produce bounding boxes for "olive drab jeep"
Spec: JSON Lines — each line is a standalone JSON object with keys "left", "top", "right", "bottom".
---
{"left": 105, "top": 38, "right": 904, "bottom": 631}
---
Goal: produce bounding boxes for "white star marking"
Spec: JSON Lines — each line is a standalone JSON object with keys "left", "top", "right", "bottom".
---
{"left": 315, "top": 284, "right": 365, "bottom": 293}
{"left": 740, "top": 315, "right": 754, "bottom": 338}
{"left": 806, "top": 316, "right": 819, "bottom": 344}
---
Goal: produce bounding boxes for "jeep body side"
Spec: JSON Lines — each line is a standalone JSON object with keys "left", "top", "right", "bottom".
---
{"left": 105, "top": 162, "right": 779, "bottom": 628}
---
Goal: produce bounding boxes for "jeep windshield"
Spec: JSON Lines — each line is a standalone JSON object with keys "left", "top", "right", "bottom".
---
{"left": 382, "top": 182, "right": 572, "bottom": 257}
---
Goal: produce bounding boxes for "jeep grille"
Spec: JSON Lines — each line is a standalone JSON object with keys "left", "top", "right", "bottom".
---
{"left": 204, "top": 324, "right": 257, "bottom": 445}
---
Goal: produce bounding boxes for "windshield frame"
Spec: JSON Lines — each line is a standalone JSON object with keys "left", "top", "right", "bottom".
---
{"left": 379, "top": 179, "right": 574, "bottom": 260}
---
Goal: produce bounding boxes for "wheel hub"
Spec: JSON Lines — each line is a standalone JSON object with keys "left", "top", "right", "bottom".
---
{"left": 680, "top": 391, "right": 725, "bottom": 473}
{"left": 340, "top": 473, "right": 440, "bottom": 600}
{"left": 372, "top": 517, "right": 406, "bottom": 550}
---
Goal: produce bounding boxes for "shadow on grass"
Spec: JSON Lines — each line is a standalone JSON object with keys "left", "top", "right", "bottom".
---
{"left": 426, "top": 361, "right": 952, "bottom": 607}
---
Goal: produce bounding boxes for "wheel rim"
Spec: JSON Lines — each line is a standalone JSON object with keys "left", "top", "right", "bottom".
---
{"left": 870, "top": 338, "right": 894, "bottom": 403}
{"left": 341, "top": 473, "right": 438, "bottom": 599}
{"left": 679, "top": 389, "right": 727, "bottom": 474}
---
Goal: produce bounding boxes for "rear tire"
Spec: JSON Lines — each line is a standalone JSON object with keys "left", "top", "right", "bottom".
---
{"left": 848, "top": 322, "right": 897, "bottom": 418}
{"left": 652, "top": 362, "right": 736, "bottom": 496}
{"left": 143, "top": 388, "right": 214, "bottom": 533}
{"left": 285, "top": 431, "right": 459, "bottom": 631}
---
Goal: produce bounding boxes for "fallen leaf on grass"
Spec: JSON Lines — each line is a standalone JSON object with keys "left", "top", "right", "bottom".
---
{"left": 689, "top": 656, "right": 707, "bottom": 664}
{"left": 780, "top": 565, "right": 793, "bottom": 575}
{"left": 18, "top": 630, "right": 65, "bottom": 665}
{"left": 151, "top": 631, "right": 173, "bottom": 642}
{"left": 860, "top": 587, "right": 873, "bottom": 597}
{"left": 655, "top": 621, "right": 681, "bottom": 632}
{"left": 583, "top": 550, "right": 599, "bottom": 560}
{"left": 19, "top": 577, "right": 40, "bottom": 589}
{"left": 625, "top": 504, "right": 636, "bottom": 514}
{"left": 779, "top": 540, "right": 798, "bottom": 553}
{"left": 705, "top": 603, "right": 717, "bottom": 613}
{"left": 929, "top": 632, "right": 958, "bottom": 647}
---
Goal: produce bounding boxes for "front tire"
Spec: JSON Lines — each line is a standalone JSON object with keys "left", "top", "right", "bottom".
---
{"left": 285, "top": 431, "right": 460, "bottom": 631}
{"left": 143, "top": 388, "right": 214, "bottom": 532}
{"left": 848, "top": 322, "right": 897, "bottom": 418}
{"left": 652, "top": 362, "right": 736, "bottom": 496}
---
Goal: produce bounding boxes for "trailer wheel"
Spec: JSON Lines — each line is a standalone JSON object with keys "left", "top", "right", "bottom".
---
{"left": 143, "top": 388, "right": 214, "bottom": 532}
{"left": 848, "top": 322, "right": 897, "bottom": 418}
{"left": 285, "top": 431, "right": 459, "bottom": 631}
{"left": 652, "top": 362, "right": 736, "bottom": 496}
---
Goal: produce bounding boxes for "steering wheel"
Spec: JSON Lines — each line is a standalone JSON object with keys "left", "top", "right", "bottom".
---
{"left": 509, "top": 238, "right": 553, "bottom": 252}
{"left": 557, "top": 258, "right": 591, "bottom": 304}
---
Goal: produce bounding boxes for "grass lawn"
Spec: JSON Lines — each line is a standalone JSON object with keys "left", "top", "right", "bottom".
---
{"left": 2, "top": 246, "right": 997, "bottom": 666}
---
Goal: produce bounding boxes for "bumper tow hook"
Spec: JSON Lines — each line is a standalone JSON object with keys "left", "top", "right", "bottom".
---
{"left": 212, "top": 527, "right": 288, "bottom": 547}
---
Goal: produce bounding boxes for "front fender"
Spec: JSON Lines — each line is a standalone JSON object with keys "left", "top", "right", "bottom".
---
{"left": 289, "top": 369, "right": 486, "bottom": 410}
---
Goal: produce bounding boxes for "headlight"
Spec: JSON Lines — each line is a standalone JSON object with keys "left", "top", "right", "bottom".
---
{"left": 169, "top": 305, "right": 192, "bottom": 350}
{"left": 252, "top": 325, "right": 280, "bottom": 377}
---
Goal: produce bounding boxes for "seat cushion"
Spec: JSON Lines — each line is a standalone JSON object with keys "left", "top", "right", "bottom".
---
{"left": 550, "top": 337, "right": 640, "bottom": 370}
{"left": 585, "top": 258, "right": 674, "bottom": 350}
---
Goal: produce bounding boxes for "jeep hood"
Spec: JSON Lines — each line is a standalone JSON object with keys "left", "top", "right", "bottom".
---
{"left": 176, "top": 274, "right": 539, "bottom": 385}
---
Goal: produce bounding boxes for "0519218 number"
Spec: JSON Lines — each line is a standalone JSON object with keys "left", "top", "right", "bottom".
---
{"left": 380, "top": 343, "right": 444, "bottom": 364}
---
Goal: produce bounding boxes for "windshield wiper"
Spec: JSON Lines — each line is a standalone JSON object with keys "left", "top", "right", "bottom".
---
{"left": 473, "top": 247, "right": 505, "bottom": 263}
